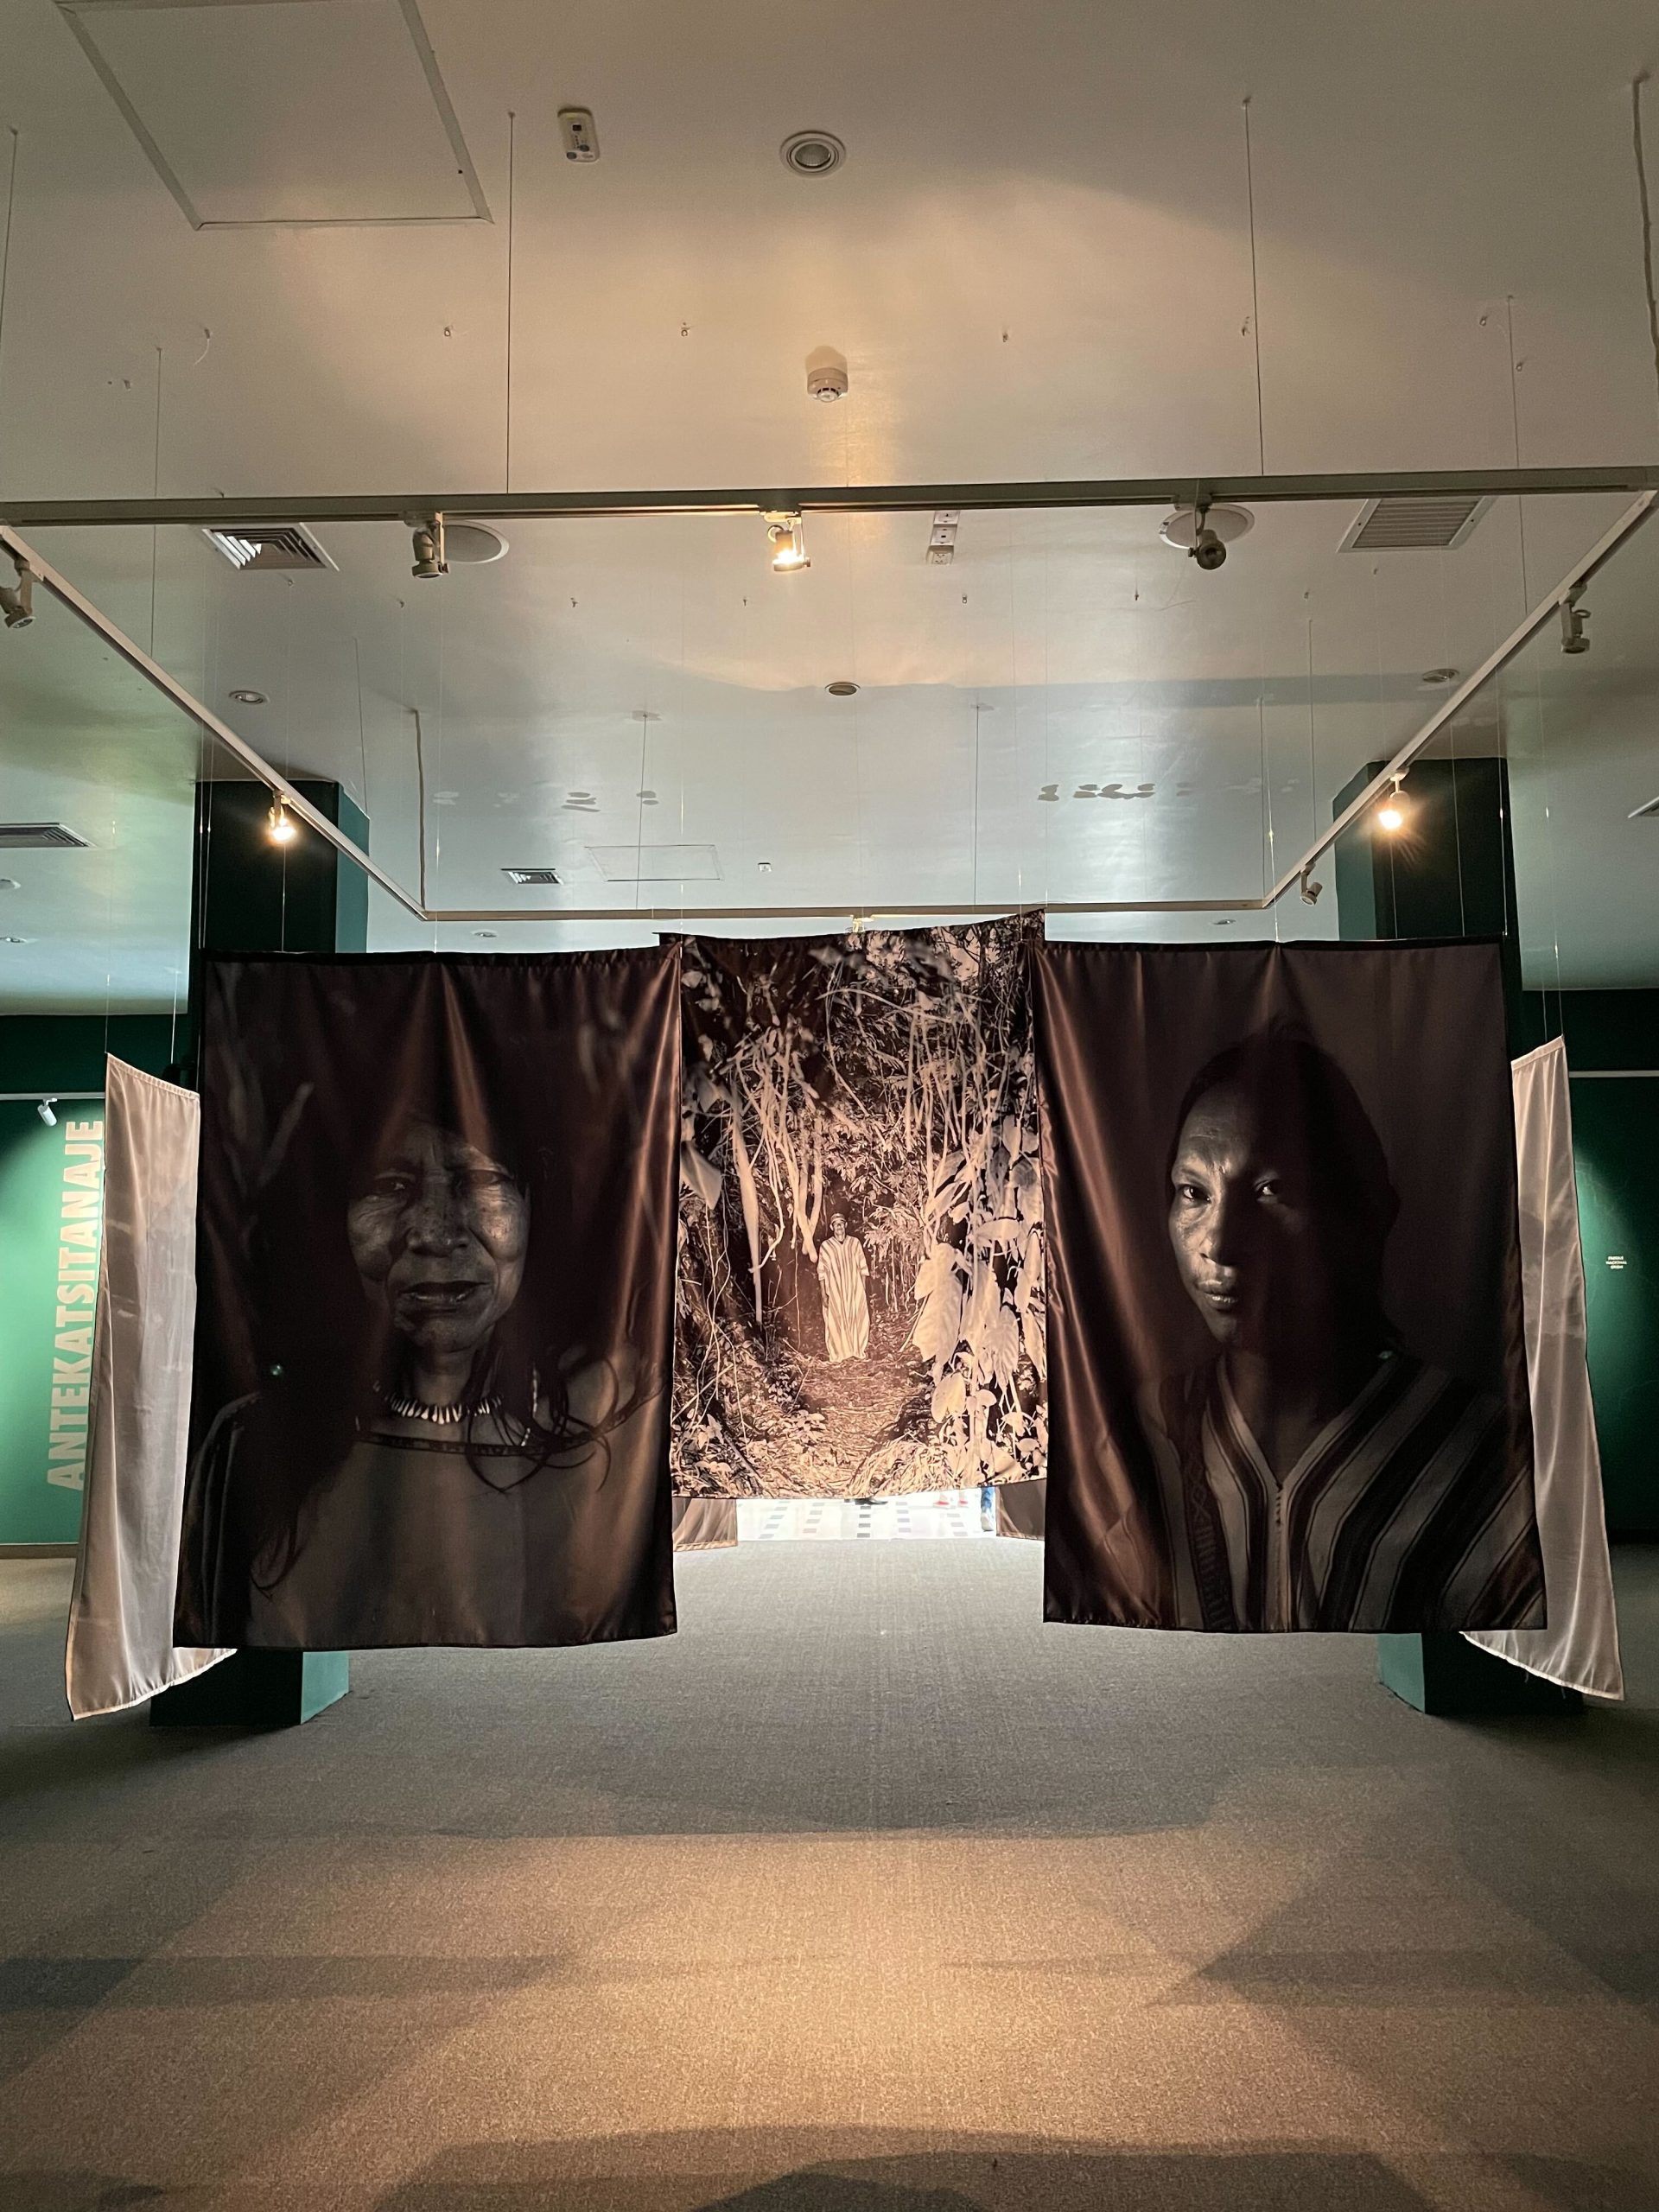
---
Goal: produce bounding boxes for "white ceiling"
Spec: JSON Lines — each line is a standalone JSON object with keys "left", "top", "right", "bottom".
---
{"left": 0, "top": 0, "right": 1656, "bottom": 1002}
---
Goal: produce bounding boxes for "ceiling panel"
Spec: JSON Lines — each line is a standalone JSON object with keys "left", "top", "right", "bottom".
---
{"left": 60, "top": 0, "right": 482, "bottom": 225}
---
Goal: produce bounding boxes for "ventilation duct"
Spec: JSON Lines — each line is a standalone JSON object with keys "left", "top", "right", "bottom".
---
{"left": 0, "top": 823, "right": 89, "bottom": 849}
{"left": 1340, "top": 496, "right": 1492, "bottom": 552}
{"left": 201, "top": 524, "right": 337, "bottom": 573}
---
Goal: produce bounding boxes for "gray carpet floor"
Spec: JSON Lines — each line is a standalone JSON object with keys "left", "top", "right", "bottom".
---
{"left": 0, "top": 1540, "right": 1655, "bottom": 2212}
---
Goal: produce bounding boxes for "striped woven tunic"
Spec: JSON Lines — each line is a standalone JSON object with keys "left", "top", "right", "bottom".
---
{"left": 1144, "top": 1351, "right": 1544, "bottom": 1632}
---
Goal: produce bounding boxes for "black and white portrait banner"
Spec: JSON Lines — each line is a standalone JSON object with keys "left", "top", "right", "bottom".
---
{"left": 1034, "top": 940, "right": 1545, "bottom": 1633}
{"left": 673, "top": 921, "right": 1045, "bottom": 1497}
{"left": 176, "top": 950, "right": 682, "bottom": 1649}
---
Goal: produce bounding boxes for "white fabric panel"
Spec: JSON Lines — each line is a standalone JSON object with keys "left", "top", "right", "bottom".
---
{"left": 65, "top": 1058, "right": 232, "bottom": 1719}
{"left": 1465, "top": 1039, "right": 1624, "bottom": 1700}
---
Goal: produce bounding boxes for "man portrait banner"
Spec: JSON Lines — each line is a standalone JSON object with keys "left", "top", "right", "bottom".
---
{"left": 1033, "top": 940, "right": 1545, "bottom": 1634}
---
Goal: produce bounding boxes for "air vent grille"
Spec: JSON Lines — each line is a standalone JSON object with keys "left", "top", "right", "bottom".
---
{"left": 201, "top": 524, "right": 336, "bottom": 573}
{"left": 502, "top": 867, "right": 563, "bottom": 886}
{"left": 0, "top": 823, "right": 88, "bottom": 849}
{"left": 1342, "top": 496, "right": 1492, "bottom": 553}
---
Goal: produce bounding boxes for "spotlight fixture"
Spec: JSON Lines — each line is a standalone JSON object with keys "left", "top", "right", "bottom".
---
{"left": 1376, "top": 779, "right": 1408, "bottom": 835}
{"left": 266, "top": 797, "right": 296, "bottom": 846}
{"left": 410, "top": 515, "right": 448, "bottom": 581}
{"left": 1560, "top": 590, "right": 1590, "bottom": 655}
{"left": 1160, "top": 502, "right": 1253, "bottom": 571}
{"left": 37, "top": 1096, "right": 57, "bottom": 1128}
{"left": 781, "top": 130, "right": 845, "bottom": 176}
{"left": 228, "top": 688, "right": 268, "bottom": 706}
{"left": 0, "top": 554, "right": 35, "bottom": 629}
{"left": 766, "top": 513, "right": 810, "bottom": 574}
{"left": 1299, "top": 863, "right": 1324, "bottom": 905}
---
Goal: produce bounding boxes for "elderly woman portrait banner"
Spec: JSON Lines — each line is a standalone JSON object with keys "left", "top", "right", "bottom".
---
{"left": 1033, "top": 940, "right": 1545, "bottom": 1634}
{"left": 175, "top": 948, "right": 682, "bottom": 1649}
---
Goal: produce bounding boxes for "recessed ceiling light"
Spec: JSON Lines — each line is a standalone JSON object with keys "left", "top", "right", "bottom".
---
{"left": 1160, "top": 503, "right": 1255, "bottom": 554}
{"left": 781, "top": 130, "right": 845, "bottom": 176}
{"left": 473, "top": 929, "right": 499, "bottom": 939}
{"left": 826, "top": 680, "right": 859, "bottom": 696}
{"left": 1420, "top": 666, "right": 1460, "bottom": 687}
{"left": 757, "top": 860, "right": 772, "bottom": 872}
{"left": 0, "top": 877, "right": 17, "bottom": 890}
{"left": 228, "top": 689, "right": 268, "bottom": 705}
{"left": 443, "top": 521, "right": 510, "bottom": 565}
{"left": 1, "top": 934, "right": 35, "bottom": 944}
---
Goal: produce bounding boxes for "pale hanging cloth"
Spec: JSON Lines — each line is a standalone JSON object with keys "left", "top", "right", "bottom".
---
{"left": 818, "top": 1233, "right": 870, "bottom": 1363}
{"left": 65, "top": 1058, "right": 232, "bottom": 1718}
{"left": 1465, "top": 1039, "right": 1624, "bottom": 1699}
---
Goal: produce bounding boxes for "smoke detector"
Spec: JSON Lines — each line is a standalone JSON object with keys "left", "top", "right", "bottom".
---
{"left": 806, "top": 346, "right": 849, "bottom": 402}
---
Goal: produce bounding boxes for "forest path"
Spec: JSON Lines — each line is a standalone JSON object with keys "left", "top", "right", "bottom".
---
{"left": 793, "top": 1351, "right": 928, "bottom": 1491}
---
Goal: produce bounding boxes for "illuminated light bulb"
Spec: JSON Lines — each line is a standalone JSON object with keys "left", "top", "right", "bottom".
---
{"left": 766, "top": 514, "right": 810, "bottom": 574}
{"left": 1376, "top": 799, "right": 1406, "bottom": 833}
{"left": 267, "top": 798, "right": 297, "bottom": 846}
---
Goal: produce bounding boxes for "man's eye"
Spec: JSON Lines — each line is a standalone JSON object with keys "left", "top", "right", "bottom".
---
{"left": 1177, "top": 1182, "right": 1208, "bottom": 1204}
{"left": 373, "top": 1173, "right": 414, "bottom": 1198}
{"left": 1255, "top": 1179, "right": 1285, "bottom": 1202}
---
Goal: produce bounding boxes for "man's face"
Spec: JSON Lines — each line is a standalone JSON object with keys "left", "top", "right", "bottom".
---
{"left": 1167, "top": 1082, "right": 1343, "bottom": 1352}
{"left": 347, "top": 1120, "right": 529, "bottom": 1360}
{"left": 831, "top": 1215, "right": 847, "bottom": 1242}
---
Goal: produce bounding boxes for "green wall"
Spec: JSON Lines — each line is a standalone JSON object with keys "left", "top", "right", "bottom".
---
{"left": 0, "top": 1097, "right": 105, "bottom": 1541}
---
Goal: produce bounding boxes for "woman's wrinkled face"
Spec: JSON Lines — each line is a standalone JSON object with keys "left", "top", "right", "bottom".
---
{"left": 1166, "top": 1082, "right": 1343, "bottom": 1352}
{"left": 346, "top": 1120, "right": 529, "bottom": 1359}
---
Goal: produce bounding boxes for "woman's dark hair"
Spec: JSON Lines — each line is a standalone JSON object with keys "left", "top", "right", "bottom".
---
{"left": 226, "top": 1063, "right": 651, "bottom": 1586}
{"left": 1167, "top": 1025, "right": 1400, "bottom": 1308}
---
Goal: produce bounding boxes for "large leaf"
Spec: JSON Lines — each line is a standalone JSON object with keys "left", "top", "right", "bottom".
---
{"left": 912, "top": 1275, "right": 966, "bottom": 1366}
{"left": 977, "top": 1297, "right": 1020, "bottom": 1389}
{"left": 931, "top": 1369, "right": 968, "bottom": 1423}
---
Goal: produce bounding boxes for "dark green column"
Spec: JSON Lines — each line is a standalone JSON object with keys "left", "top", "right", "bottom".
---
{"left": 1332, "top": 757, "right": 1580, "bottom": 1718}
{"left": 151, "top": 779, "right": 366, "bottom": 1731}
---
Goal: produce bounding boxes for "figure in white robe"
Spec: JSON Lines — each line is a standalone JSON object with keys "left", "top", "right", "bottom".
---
{"left": 817, "top": 1213, "right": 870, "bottom": 1363}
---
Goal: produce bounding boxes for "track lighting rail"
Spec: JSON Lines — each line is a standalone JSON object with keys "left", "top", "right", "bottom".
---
{"left": 3, "top": 465, "right": 1657, "bottom": 531}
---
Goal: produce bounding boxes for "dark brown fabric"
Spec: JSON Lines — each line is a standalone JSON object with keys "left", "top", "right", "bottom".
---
{"left": 1033, "top": 939, "right": 1543, "bottom": 1633}
{"left": 995, "top": 1477, "right": 1047, "bottom": 1541}
{"left": 176, "top": 950, "right": 681, "bottom": 1649}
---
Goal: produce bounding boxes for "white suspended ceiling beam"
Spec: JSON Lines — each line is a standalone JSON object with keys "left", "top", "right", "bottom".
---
{"left": 3, "top": 465, "right": 1657, "bottom": 531}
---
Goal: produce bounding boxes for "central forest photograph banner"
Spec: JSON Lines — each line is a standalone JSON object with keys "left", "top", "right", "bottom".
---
{"left": 1034, "top": 939, "right": 1545, "bottom": 1635}
{"left": 176, "top": 948, "right": 682, "bottom": 1650}
{"left": 672, "top": 920, "right": 1045, "bottom": 1497}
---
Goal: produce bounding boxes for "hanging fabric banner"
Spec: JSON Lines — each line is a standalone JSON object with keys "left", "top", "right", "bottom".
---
{"left": 175, "top": 950, "right": 682, "bottom": 1649}
{"left": 1035, "top": 940, "right": 1545, "bottom": 1632}
{"left": 66, "top": 1058, "right": 232, "bottom": 1719}
{"left": 673, "top": 921, "right": 1045, "bottom": 1497}
{"left": 1465, "top": 1039, "right": 1623, "bottom": 1696}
